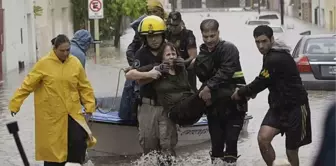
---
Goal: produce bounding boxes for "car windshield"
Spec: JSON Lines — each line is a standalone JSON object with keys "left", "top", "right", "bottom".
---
{"left": 248, "top": 20, "right": 270, "bottom": 25}
{"left": 304, "top": 38, "right": 336, "bottom": 55}
{"left": 258, "top": 14, "right": 279, "bottom": 19}
{"left": 271, "top": 27, "right": 284, "bottom": 33}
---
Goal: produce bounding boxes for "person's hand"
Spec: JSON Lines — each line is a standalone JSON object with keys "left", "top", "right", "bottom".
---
{"left": 199, "top": 86, "right": 211, "bottom": 101}
{"left": 148, "top": 68, "right": 162, "bottom": 79}
{"left": 11, "top": 112, "right": 16, "bottom": 117}
{"left": 155, "top": 61, "right": 170, "bottom": 73}
{"left": 231, "top": 88, "right": 241, "bottom": 100}
{"left": 123, "top": 66, "right": 133, "bottom": 73}
{"left": 85, "top": 113, "right": 92, "bottom": 122}
{"left": 205, "top": 99, "right": 212, "bottom": 106}
{"left": 173, "top": 57, "right": 185, "bottom": 67}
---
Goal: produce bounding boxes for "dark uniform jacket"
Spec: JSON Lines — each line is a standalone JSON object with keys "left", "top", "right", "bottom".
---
{"left": 166, "top": 28, "right": 197, "bottom": 60}
{"left": 238, "top": 41, "right": 308, "bottom": 110}
{"left": 194, "top": 40, "right": 246, "bottom": 103}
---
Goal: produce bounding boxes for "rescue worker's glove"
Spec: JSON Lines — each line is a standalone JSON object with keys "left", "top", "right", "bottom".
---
{"left": 173, "top": 57, "right": 186, "bottom": 67}
{"left": 154, "top": 62, "right": 170, "bottom": 74}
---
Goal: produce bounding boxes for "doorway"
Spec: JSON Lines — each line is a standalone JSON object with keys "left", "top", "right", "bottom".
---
{"left": 330, "top": 10, "right": 334, "bottom": 30}
{"left": 314, "top": 7, "right": 318, "bottom": 25}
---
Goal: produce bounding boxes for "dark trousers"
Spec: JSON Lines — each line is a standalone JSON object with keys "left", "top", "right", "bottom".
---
{"left": 44, "top": 116, "right": 88, "bottom": 166}
{"left": 207, "top": 102, "right": 245, "bottom": 158}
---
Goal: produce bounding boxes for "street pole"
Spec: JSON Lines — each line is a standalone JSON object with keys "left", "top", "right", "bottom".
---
{"left": 258, "top": 0, "right": 260, "bottom": 14}
{"left": 280, "top": 0, "right": 284, "bottom": 25}
{"left": 171, "top": 0, "right": 176, "bottom": 12}
{"left": 94, "top": 19, "right": 100, "bottom": 64}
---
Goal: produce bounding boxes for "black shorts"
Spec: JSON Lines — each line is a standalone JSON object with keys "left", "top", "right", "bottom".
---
{"left": 261, "top": 102, "right": 312, "bottom": 150}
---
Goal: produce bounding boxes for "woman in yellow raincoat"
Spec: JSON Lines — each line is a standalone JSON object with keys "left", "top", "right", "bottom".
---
{"left": 8, "top": 34, "right": 96, "bottom": 166}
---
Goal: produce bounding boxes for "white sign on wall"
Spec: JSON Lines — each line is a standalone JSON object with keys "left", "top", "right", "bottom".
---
{"left": 88, "top": 0, "right": 104, "bottom": 19}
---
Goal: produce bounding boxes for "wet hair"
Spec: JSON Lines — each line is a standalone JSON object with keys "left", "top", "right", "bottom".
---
{"left": 51, "top": 37, "right": 56, "bottom": 45}
{"left": 253, "top": 25, "right": 273, "bottom": 39}
{"left": 53, "top": 34, "right": 70, "bottom": 48}
{"left": 158, "top": 42, "right": 180, "bottom": 59}
{"left": 200, "top": 19, "right": 219, "bottom": 32}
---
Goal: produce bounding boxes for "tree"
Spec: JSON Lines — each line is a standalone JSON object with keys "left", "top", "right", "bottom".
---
{"left": 71, "top": 0, "right": 88, "bottom": 31}
{"left": 33, "top": 5, "right": 43, "bottom": 17}
{"left": 103, "top": 0, "right": 146, "bottom": 47}
{"left": 70, "top": 0, "right": 146, "bottom": 48}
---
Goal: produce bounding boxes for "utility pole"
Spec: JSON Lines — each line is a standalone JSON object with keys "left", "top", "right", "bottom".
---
{"left": 171, "top": 0, "right": 176, "bottom": 12}
{"left": 258, "top": 0, "right": 260, "bottom": 14}
{"left": 280, "top": 0, "right": 284, "bottom": 25}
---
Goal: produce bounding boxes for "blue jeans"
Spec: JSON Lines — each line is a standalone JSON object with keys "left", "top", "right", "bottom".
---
{"left": 118, "top": 80, "right": 139, "bottom": 120}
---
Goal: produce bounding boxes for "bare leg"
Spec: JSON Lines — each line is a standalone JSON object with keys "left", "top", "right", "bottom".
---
{"left": 286, "top": 149, "right": 299, "bottom": 166}
{"left": 258, "top": 125, "right": 280, "bottom": 166}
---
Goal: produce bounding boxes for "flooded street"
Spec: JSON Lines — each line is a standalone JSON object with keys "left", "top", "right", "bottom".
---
{"left": 0, "top": 11, "right": 335, "bottom": 166}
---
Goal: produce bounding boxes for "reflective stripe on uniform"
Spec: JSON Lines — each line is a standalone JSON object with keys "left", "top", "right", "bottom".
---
{"left": 232, "top": 71, "right": 244, "bottom": 78}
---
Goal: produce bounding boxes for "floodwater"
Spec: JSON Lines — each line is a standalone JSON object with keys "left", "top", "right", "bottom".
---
{"left": 0, "top": 11, "right": 334, "bottom": 166}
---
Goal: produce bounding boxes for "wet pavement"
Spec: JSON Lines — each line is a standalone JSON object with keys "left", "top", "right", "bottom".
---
{"left": 0, "top": 11, "right": 335, "bottom": 166}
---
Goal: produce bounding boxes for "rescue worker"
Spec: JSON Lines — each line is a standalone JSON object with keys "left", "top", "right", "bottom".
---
{"left": 119, "top": 0, "right": 166, "bottom": 120}
{"left": 8, "top": 34, "right": 97, "bottom": 166}
{"left": 125, "top": 15, "right": 169, "bottom": 155}
{"left": 231, "top": 25, "right": 312, "bottom": 166}
{"left": 194, "top": 19, "right": 247, "bottom": 165}
{"left": 126, "top": 0, "right": 166, "bottom": 65}
{"left": 166, "top": 11, "right": 198, "bottom": 91}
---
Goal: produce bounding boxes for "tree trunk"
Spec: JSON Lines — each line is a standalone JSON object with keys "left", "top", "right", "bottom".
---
{"left": 114, "top": 15, "right": 122, "bottom": 48}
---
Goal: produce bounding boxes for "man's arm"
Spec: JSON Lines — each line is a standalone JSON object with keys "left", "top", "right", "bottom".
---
{"left": 237, "top": 54, "right": 281, "bottom": 98}
{"left": 125, "top": 51, "right": 161, "bottom": 82}
{"left": 185, "top": 30, "right": 197, "bottom": 63}
{"left": 126, "top": 34, "right": 142, "bottom": 66}
{"left": 206, "top": 43, "right": 239, "bottom": 90}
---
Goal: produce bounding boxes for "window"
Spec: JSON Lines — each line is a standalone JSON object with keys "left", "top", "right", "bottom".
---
{"left": 258, "top": 14, "right": 279, "bottom": 20}
{"left": 304, "top": 37, "right": 336, "bottom": 55}
{"left": 247, "top": 20, "right": 270, "bottom": 25}
{"left": 271, "top": 27, "right": 284, "bottom": 33}
{"left": 20, "top": 28, "right": 23, "bottom": 44}
{"left": 292, "top": 38, "right": 302, "bottom": 58}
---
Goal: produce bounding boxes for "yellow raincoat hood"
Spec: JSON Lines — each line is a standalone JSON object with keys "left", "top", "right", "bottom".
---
{"left": 147, "top": 0, "right": 164, "bottom": 10}
{"left": 9, "top": 51, "right": 96, "bottom": 162}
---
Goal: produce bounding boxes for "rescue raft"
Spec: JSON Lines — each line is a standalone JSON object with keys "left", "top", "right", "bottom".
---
{"left": 87, "top": 96, "right": 253, "bottom": 156}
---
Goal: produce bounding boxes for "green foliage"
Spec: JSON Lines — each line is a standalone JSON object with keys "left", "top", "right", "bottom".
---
{"left": 33, "top": 5, "right": 43, "bottom": 17}
{"left": 71, "top": 0, "right": 147, "bottom": 47}
{"left": 71, "top": 0, "right": 88, "bottom": 31}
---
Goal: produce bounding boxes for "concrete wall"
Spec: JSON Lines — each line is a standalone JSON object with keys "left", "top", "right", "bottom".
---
{"left": 2, "top": 0, "right": 36, "bottom": 73}
{"left": 34, "top": 0, "right": 73, "bottom": 59}
{"left": 324, "top": 0, "right": 336, "bottom": 31}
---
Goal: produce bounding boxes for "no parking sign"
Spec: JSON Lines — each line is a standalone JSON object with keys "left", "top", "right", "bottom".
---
{"left": 88, "top": 0, "right": 104, "bottom": 19}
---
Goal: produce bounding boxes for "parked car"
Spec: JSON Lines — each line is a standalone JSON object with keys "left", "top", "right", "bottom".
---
{"left": 291, "top": 32, "right": 336, "bottom": 90}
{"left": 269, "top": 25, "right": 285, "bottom": 39}
{"left": 245, "top": 19, "right": 270, "bottom": 25}
{"left": 257, "top": 14, "right": 279, "bottom": 20}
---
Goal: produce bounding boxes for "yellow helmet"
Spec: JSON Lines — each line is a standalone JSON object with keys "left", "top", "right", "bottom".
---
{"left": 138, "top": 15, "right": 166, "bottom": 35}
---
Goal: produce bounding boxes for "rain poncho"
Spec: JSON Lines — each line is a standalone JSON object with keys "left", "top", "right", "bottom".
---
{"left": 8, "top": 51, "right": 96, "bottom": 162}
{"left": 70, "top": 29, "right": 93, "bottom": 68}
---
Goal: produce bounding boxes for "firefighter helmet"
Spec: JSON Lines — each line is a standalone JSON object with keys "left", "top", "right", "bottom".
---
{"left": 138, "top": 15, "right": 166, "bottom": 35}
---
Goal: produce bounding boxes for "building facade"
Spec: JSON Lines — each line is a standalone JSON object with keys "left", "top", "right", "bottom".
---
{"left": 34, "top": 0, "right": 74, "bottom": 60}
{"left": 324, "top": 0, "right": 336, "bottom": 31}
{"left": 1, "top": 0, "right": 36, "bottom": 79}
